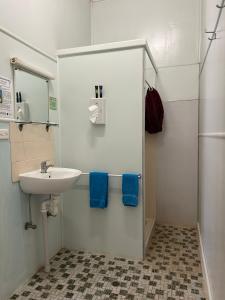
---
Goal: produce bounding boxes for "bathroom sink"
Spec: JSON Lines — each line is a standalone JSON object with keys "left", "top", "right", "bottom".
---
{"left": 19, "top": 167, "right": 82, "bottom": 195}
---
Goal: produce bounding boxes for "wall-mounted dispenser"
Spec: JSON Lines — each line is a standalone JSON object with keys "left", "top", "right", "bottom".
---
{"left": 88, "top": 98, "right": 105, "bottom": 124}
{"left": 88, "top": 85, "right": 105, "bottom": 124}
{"left": 15, "top": 92, "right": 30, "bottom": 121}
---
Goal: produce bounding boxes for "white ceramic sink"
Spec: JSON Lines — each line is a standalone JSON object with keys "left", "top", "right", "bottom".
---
{"left": 19, "top": 167, "right": 82, "bottom": 195}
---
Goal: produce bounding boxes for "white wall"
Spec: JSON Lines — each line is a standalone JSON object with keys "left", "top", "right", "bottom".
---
{"left": 199, "top": 0, "right": 225, "bottom": 299}
{"left": 0, "top": 1, "right": 91, "bottom": 299}
{"left": 156, "top": 100, "right": 198, "bottom": 225}
{"left": 91, "top": 0, "right": 200, "bottom": 67}
{"left": 59, "top": 48, "right": 144, "bottom": 259}
{"left": 0, "top": 0, "right": 91, "bottom": 55}
{"left": 91, "top": 0, "right": 200, "bottom": 225}
{"left": 0, "top": 31, "right": 60, "bottom": 300}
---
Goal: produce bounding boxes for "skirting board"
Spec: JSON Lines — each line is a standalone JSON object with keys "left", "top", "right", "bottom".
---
{"left": 197, "top": 223, "right": 213, "bottom": 300}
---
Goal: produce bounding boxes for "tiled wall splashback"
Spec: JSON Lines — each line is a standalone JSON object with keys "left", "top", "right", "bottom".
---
{"left": 10, "top": 122, "right": 55, "bottom": 182}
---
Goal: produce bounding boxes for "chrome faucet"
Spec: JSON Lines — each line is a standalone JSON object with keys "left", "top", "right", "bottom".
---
{"left": 40, "top": 161, "right": 54, "bottom": 173}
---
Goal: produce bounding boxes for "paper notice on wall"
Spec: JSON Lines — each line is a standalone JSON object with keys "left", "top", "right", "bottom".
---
{"left": 0, "top": 75, "right": 14, "bottom": 120}
{"left": 49, "top": 96, "right": 57, "bottom": 110}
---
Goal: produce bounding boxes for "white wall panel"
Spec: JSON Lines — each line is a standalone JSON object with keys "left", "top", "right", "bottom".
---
{"left": 92, "top": 0, "right": 201, "bottom": 67}
{"left": 0, "top": 0, "right": 91, "bottom": 55}
{"left": 199, "top": 0, "right": 225, "bottom": 299}
{"left": 156, "top": 100, "right": 198, "bottom": 226}
{"left": 199, "top": 138, "right": 225, "bottom": 300}
{"left": 0, "top": 29, "right": 60, "bottom": 300}
{"left": 59, "top": 48, "right": 144, "bottom": 258}
{"left": 157, "top": 65, "right": 199, "bottom": 102}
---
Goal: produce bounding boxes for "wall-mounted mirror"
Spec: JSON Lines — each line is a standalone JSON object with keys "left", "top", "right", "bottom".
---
{"left": 14, "top": 69, "right": 49, "bottom": 123}
{"left": 11, "top": 57, "right": 58, "bottom": 124}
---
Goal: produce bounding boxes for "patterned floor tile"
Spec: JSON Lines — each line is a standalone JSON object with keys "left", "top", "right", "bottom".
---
{"left": 10, "top": 225, "right": 208, "bottom": 299}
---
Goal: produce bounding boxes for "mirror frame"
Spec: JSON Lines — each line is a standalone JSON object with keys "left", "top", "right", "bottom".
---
{"left": 10, "top": 57, "right": 56, "bottom": 124}
{"left": 13, "top": 67, "right": 50, "bottom": 123}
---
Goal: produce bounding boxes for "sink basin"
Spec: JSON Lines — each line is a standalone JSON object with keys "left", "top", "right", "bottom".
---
{"left": 19, "top": 167, "right": 82, "bottom": 194}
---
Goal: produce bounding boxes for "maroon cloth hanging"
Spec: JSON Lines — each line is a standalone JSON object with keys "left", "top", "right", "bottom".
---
{"left": 145, "top": 88, "right": 164, "bottom": 134}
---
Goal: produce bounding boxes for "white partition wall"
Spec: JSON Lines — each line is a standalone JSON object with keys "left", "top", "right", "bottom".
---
{"left": 58, "top": 43, "right": 147, "bottom": 258}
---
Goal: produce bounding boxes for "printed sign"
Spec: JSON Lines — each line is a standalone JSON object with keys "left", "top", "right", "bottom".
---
{"left": 49, "top": 96, "right": 57, "bottom": 111}
{"left": 0, "top": 75, "right": 14, "bottom": 120}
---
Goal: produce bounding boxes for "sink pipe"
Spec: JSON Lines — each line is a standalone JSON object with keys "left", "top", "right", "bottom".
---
{"left": 41, "top": 194, "right": 59, "bottom": 272}
{"left": 25, "top": 194, "right": 37, "bottom": 230}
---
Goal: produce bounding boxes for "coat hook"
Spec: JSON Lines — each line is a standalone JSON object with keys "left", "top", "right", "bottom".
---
{"left": 216, "top": 4, "right": 225, "bottom": 8}
{"left": 208, "top": 32, "right": 217, "bottom": 40}
{"left": 145, "top": 80, "right": 154, "bottom": 91}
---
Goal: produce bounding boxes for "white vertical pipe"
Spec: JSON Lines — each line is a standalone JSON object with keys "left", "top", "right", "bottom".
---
{"left": 41, "top": 202, "right": 50, "bottom": 273}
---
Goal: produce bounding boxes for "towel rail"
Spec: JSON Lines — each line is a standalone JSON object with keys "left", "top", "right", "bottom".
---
{"left": 81, "top": 172, "right": 142, "bottom": 179}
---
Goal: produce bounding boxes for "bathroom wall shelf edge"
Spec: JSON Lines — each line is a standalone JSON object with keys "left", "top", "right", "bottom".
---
{"left": 15, "top": 121, "right": 59, "bottom": 132}
{"left": 0, "top": 118, "right": 17, "bottom": 123}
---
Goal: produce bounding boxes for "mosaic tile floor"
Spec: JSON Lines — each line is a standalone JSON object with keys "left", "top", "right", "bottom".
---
{"left": 10, "top": 225, "right": 208, "bottom": 300}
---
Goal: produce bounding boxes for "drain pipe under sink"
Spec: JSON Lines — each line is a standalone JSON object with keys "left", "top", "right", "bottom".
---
{"left": 41, "top": 201, "right": 50, "bottom": 272}
{"left": 41, "top": 195, "right": 59, "bottom": 272}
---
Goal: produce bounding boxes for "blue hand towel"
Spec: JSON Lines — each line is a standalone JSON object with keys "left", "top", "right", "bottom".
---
{"left": 122, "top": 173, "right": 139, "bottom": 207}
{"left": 89, "top": 172, "right": 108, "bottom": 208}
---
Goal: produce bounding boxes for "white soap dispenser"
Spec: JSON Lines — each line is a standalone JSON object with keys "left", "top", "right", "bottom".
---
{"left": 88, "top": 85, "right": 105, "bottom": 124}
{"left": 15, "top": 92, "right": 30, "bottom": 121}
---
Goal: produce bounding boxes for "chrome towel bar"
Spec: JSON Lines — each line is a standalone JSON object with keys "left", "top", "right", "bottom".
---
{"left": 81, "top": 173, "right": 142, "bottom": 179}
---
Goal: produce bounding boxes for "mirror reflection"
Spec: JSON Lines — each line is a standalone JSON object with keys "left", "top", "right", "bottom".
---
{"left": 14, "top": 69, "right": 49, "bottom": 123}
